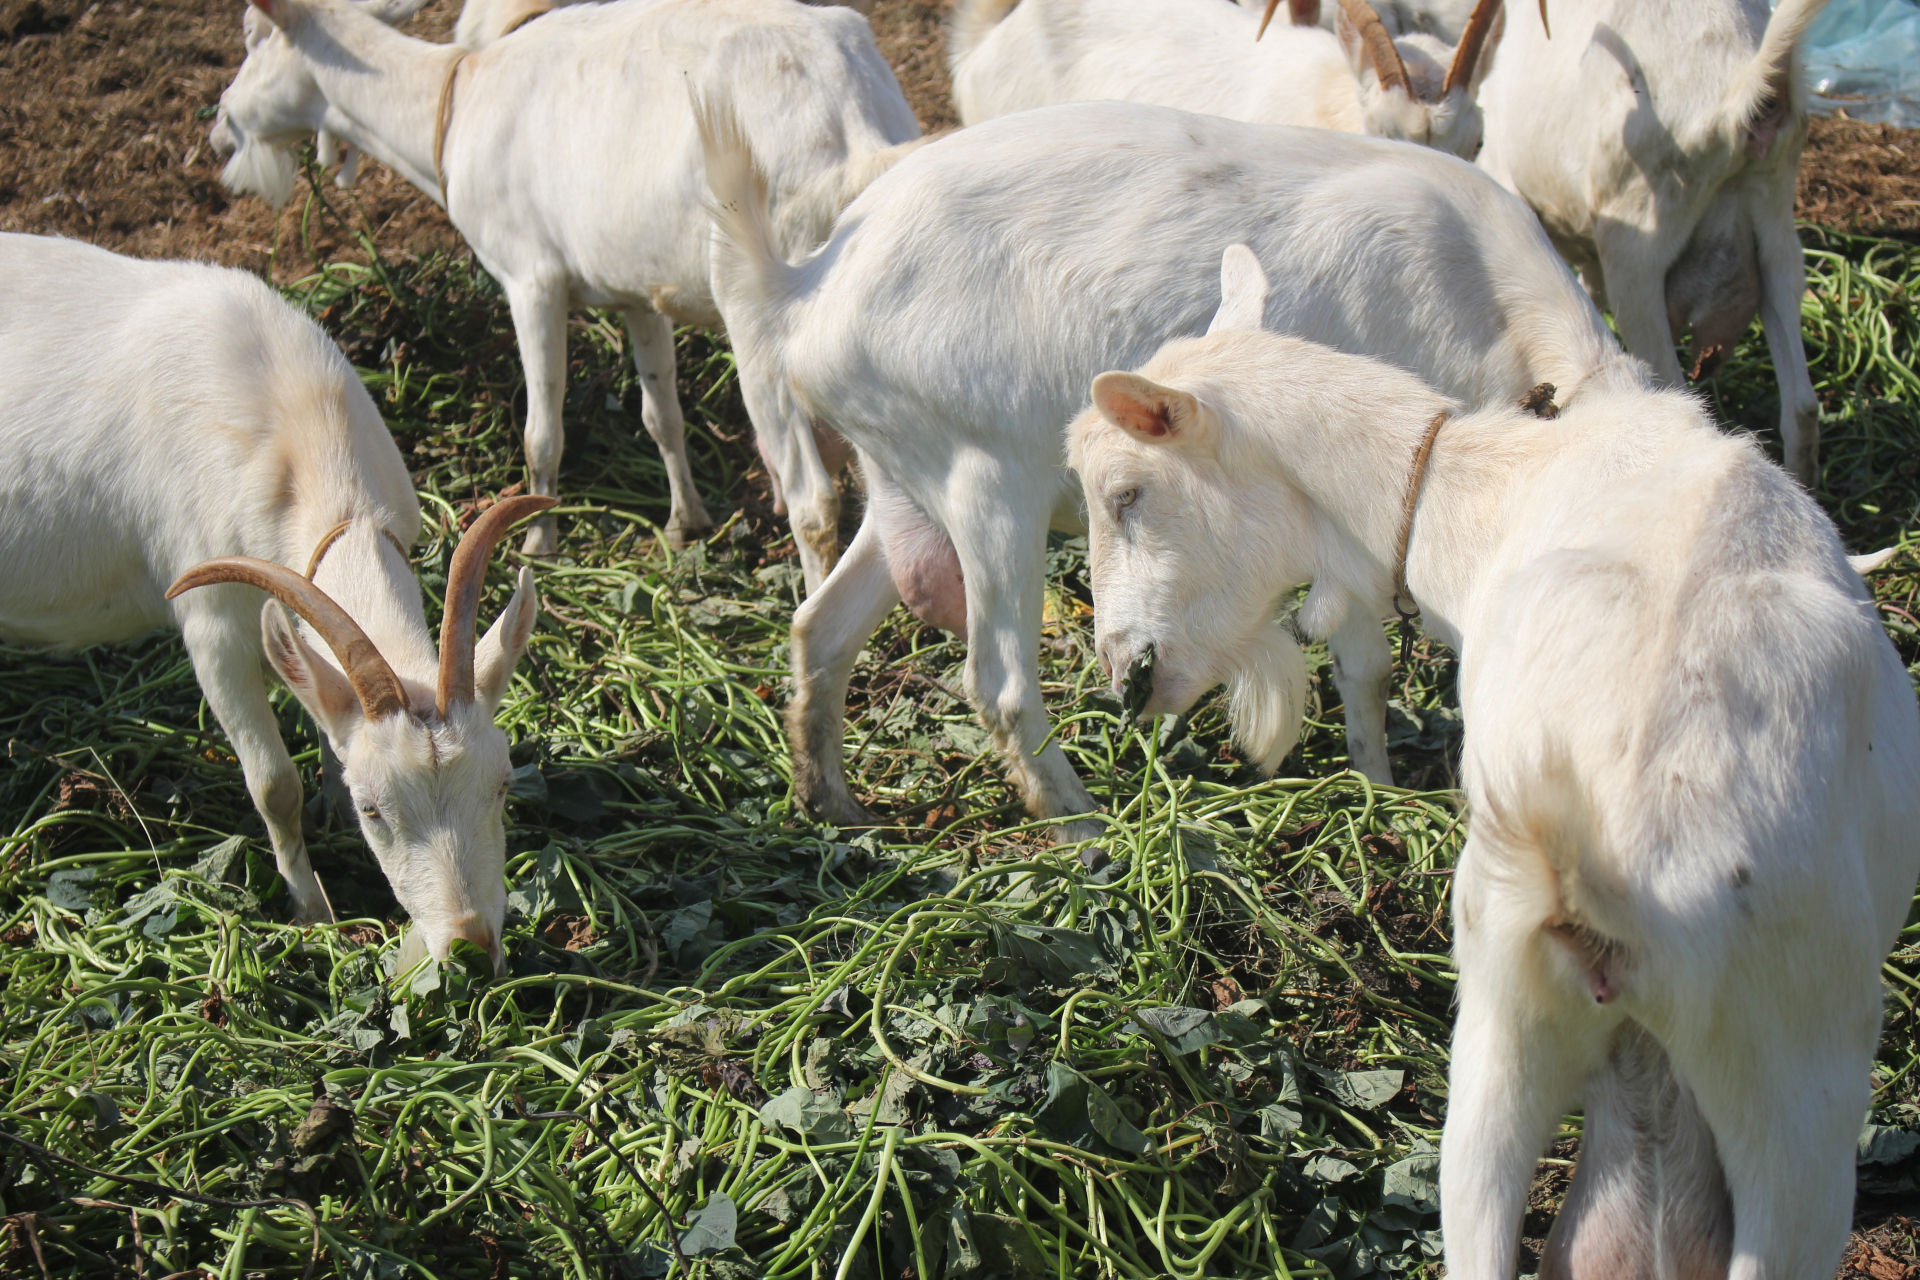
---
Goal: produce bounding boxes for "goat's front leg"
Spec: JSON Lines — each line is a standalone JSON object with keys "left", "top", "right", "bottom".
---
{"left": 506, "top": 279, "right": 568, "bottom": 556}
{"left": 787, "top": 506, "right": 900, "bottom": 825}
{"left": 949, "top": 476, "right": 1100, "bottom": 840}
{"left": 622, "top": 307, "right": 713, "bottom": 547}
{"left": 1753, "top": 198, "right": 1821, "bottom": 486}
{"left": 180, "top": 609, "right": 333, "bottom": 923}
{"left": 1328, "top": 609, "right": 1393, "bottom": 785}
{"left": 1593, "top": 222, "right": 1687, "bottom": 388}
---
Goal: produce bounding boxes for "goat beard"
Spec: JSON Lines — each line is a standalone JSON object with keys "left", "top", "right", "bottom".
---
{"left": 221, "top": 138, "right": 298, "bottom": 209}
{"left": 1226, "top": 621, "right": 1308, "bottom": 776}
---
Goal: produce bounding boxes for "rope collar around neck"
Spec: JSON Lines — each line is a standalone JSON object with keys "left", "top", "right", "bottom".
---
{"left": 1389, "top": 410, "right": 1449, "bottom": 665}
{"left": 305, "top": 519, "right": 411, "bottom": 581}
{"left": 432, "top": 49, "right": 469, "bottom": 209}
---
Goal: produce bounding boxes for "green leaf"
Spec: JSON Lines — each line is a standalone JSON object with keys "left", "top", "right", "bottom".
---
{"left": 1301, "top": 1152, "right": 1359, "bottom": 1183}
{"left": 991, "top": 921, "right": 1117, "bottom": 984}
{"left": 1858, "top": 1123, "right": 1920, "bottom": 1166}
{"left": 1128, "top": 1006, "right": 1220, "bottom": 1056}
{"left": 679, "top": 1192, "right": 736, "bottom": 1255}
{"left": 191, "top": 835, "right": 247, "bottom": 885}
{"left": 758, "top": 1085, "right": 852, "bottom": 1143}
{"left": 1037, "top": 1061, "right": 1149, "bottom": 1154}
{"left": 46, "top": 868, "right": 97, "bottom": 913}
{"left": 1310, "top": 1064, "right": 1403, "bottom": 1110}
{"left": 1255, "top": 1102, "right": 1302, "bottom": 1143}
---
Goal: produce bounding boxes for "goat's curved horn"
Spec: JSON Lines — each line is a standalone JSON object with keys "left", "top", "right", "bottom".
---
{"left": 436, "top": 494, "right": 557, "bottom": 716}
{"left": 1338, "top": 0, "right": 1410, "bottom": 96}
{"left": 166, "top": 558, "right": 409, "bottom": 720}
{"left": 1443, "top": 0, "right": 1503, "bottom": 95}
{"left": 1256, "top": 0, "right": 1282, "bottom": 39}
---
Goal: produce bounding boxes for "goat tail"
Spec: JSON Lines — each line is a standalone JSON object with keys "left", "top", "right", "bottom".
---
{"left": 947, "top": 0, "right": 1022, "bottom": 70}
{"left": 1716, "top": 0, "right": 1831, "bottom": 142}
{"left": 1473, "top": 743, "right": 1636, "bottom": 1007}
{"left": 696, "top": 92, "right": 806, "bottom": 349}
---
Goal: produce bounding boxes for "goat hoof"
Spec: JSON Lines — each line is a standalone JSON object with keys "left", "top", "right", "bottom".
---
{"left": 520, "top": 514, "right": 559, "bottom": 557}
{"left": 664, "top": 520, "right": 713, "bottom": 551}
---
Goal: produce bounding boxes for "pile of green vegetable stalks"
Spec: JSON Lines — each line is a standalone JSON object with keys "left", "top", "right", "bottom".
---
{"left": 2, "top": 226, "right": 1916, "bottom": 1280}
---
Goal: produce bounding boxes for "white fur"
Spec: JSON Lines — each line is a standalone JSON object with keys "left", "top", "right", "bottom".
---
{"left": 1475, "top": 0, "right": 1829, "bottom": 482}
{"left": 700, "top": 100, "right": 1631, "bottom": 830}
{"left": 213, "top": 0, "right": 920, "bottom": 561}
{"left": 950, "top": 0, "right": 1499, "bottom": 159}
{"left": 0, "top": 235, "right": 540, "bottom": 970}
{"left": 1069, "top": 279, "right": 1920, "bottom": 1279}
{"left": 451, "top": 0, "right": 873, "bottom": 51}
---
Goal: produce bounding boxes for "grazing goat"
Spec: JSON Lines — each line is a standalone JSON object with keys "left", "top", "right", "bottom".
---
{"left": 1070, "top": 245, "right": 1920, "bottom": 1280}
{"left": 1474, "top": 0, "right": 1830, "bottom": 483}
{"left": 702, "top": 100, "right": 1627, "bottom": 831}
{"left": 0, "top": 235, "right": 551, "bottom": 972}
{"left": 950, "top": 0, "right": 1503, "bottom": 160}
{"left": 214, "top": 0, "right": 918, "bottom": 565}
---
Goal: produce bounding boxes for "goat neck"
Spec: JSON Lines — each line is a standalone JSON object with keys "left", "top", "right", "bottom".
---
{"left": 269, "top": 0, "right": 459, "bottom": 202}
{"left": 300, "top": 517, "right": 439, "bottom": 709}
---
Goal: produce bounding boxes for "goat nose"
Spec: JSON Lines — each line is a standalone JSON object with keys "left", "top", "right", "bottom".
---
{"left": 448, "top": 914, "right": 505, "bottom": 975}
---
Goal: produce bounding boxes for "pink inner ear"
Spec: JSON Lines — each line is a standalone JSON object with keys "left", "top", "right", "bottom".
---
{"left": 247, "top": 0, "right": 273, "bottom": 14}
{"left": 1134, "top": 403, "right": 1173, "bottom": 437}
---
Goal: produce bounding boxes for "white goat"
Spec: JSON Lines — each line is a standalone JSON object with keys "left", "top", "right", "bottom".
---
{"left": 702, "top": 99, "right": 1628, "bottom": 831}
{"left": 213, "top": 0, "right": 919, "bottom": 564}
{"left": 451, "top": 0, "right": 874, "bottom": 51}
{"left": 1070, "top": 246, "right": 1920, "bottom": 1280}
{"left": 951, "top": 0, "right": 1502, "bottom": 159}
{"left": 1474, "top": 0, "right": 1831, "bottom": 483}
{"left": 0, "top": 234, "right": 551, "bottom": 972}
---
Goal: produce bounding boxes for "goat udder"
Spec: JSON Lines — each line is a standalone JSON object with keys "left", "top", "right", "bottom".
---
{"left": 878, "top": 503, "right": 966, "bottom": 635}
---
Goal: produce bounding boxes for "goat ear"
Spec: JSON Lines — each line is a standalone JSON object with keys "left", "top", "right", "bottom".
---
{"left": 1091, "top": 372, "right": 1206, "bottom": 446}
{"left": 1334, "top": 5, "right": 1366, "bottom": 76}
{"left": 261, "top": 601, "right": 362, "bottom": 741}
{"left": 473, "top": 567, "right": 539, "bottom": 713}
{"left": 1208, "top": 244, "right": 1269, "bottom": 335}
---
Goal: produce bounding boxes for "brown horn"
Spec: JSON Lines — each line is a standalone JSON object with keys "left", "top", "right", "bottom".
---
{"left": 167, "top": 558, "right": 409, "bottom": 720}
{"left": 1257, "top": 0, "right": 1322, "bottom": 39}
{"left": 1538, "top": 0, "right": 1549, "bottom": 38}
{"left": 436, "top": 494, "right": 557, "bottom": 716}
{"left": 1443, "top": 0, "right": 1503, "bottom": 96}
{"left": 1256, "top": 0, "right": 1281, "bottom": 39}
{"left": 1338, "top": 0, "right": 1410, "bottom": 96}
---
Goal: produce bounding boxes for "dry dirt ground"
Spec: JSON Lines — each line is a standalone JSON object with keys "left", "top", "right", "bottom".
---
{"left": 3, "top": 0, "right": 1917, "bottom": 280}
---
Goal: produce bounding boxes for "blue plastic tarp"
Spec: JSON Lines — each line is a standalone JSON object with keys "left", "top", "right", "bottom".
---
{"left": 1796, "top": 0, "right": 1920, "bottom": 126}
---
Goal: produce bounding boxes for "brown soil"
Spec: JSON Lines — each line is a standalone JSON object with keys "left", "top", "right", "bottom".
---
{"left": 3, "top": 0, "right": 1913, "bottom": 279}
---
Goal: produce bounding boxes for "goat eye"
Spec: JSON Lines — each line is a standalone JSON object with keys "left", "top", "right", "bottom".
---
{"left": 358, "top": 804, "right": 383, "bottom": 823}
{"left": 1115, "top": 488, "right": 1139, "bottom": 511}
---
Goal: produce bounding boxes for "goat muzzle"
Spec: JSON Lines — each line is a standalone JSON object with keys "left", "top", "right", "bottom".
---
{"left": 435, "top": 494, "right": 557, "bottom": 717}
{"left": 166, "top": 557, "right": 410, "bottom": 720}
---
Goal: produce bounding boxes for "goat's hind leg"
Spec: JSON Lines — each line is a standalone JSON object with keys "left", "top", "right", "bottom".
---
{"left": 787, "top": 505, "right": 900, "bottom": 826}
{"left": 1441, "top": 896, "right": 1612, "bottom": 1280}
{"left": 180, "top": 606, "right": 333, "bottom": 923}
{"left": 623, "top": 307, "right": 714, "bottom": 547}
{"left": 506, "top": 279, "right": 568, "bottom": 555}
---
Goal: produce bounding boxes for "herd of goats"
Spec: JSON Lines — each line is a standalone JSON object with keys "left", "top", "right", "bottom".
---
{"left": 0, "top": 0, "right": 1915, "bottom": 1271}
